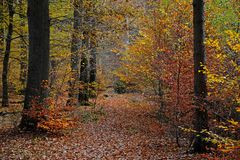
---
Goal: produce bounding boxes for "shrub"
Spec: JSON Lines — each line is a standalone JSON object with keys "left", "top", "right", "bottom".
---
{"left": 113, "top": 80, "right": 127, "bottom": 94}
{"left": 24, "top": 97, "right": 76, "bottom": 133}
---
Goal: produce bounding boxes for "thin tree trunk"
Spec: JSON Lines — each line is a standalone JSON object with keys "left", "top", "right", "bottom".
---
{"left": 89, "top": 36, "right": 97, "bottom": 83}
{"left": 19, "top": 0, "right": 50, "bottom": 130}
{"left": 19, "top": 0, "right": 27, "bottom": 92}
{"left": 2, "top": 0, "right": 14, "bottom": 107}
{"left": 0, "top": 0, "right": 4, "bottom": 56}
{"left": 175, "top": 59, "right": 181, "bottom": 147}
{"left": 191, "top": 0, "right": 209, "bottom": 153}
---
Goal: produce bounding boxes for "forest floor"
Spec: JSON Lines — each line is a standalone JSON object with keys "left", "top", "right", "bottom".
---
{"left": 0, "top": 90, "right": 230, "bottom": 159}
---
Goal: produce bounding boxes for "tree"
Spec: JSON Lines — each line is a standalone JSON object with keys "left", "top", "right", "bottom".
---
{"left": 19, "top": 0, "right": 50, "bottom": 130}
{"left": 78, "top": 0, "right": 97, "bottom": 105}
{"left": 89, "top": 37, "right": 97, "bottom": 83}
{"left": 78, "top": 31, "right": 89, "bottom": 104}
{"left": 68, "top": 0, "right": 83, "bottom": 105}
{"left": 191, "top": 0, "right": 209, "bottom": 153}
{"left": 18, "top": 0, "right": 27, "bottom": 90}
{"left": 0, "top": 0, "right": 4, "bottom": 56}
{"left": 2, "top": 0, "right": 14, "bottom": 107}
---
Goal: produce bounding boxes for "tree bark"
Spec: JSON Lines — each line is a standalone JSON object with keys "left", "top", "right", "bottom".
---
{"left": 2, "top": 0, "right": 14, "bottom": 107}
{"left": 19, "top": 0, "right": 50, "bottom": 130}
{"left": 88, "top": 36, "right": 97, "bottom": 99}
{"left": 192, "top": 0, "right": 209, "bottom": 153}
{"left": 0, "top": 0, "right": 4, "bottom": 56}
{"left": 78, "top": 1, "right": 97, "bottom": 104}
{"left": 19, "top": 0, "right": 27, "bottom": 92}
{"left": 89, "top": 35, "right": 97, "bottom": 83}
{"left": 78, "top": 32, "right": 89, "bottom": 104}
{"left": 68, "top": 0, "right": 83, "bottom": 105}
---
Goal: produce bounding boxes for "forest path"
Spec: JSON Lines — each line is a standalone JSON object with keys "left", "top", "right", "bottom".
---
{"left": 0, "top": 92, "right": 194, "bottom": 159}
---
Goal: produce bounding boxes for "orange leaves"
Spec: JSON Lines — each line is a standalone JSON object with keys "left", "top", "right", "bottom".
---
{"left": 236, "top": 107, "right": 240, "bottom": 113}
{"left": 114, "top": 1, "right": 195, "bottom": 138}
{"left": 24, "top": 97, "right": 76, "bottom": 133}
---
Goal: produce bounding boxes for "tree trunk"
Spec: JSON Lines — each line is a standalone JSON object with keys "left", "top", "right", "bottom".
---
{"left": 19, "top": 0, "right": 50, "bottom": 130}
{"left": 78, "top": 31, "right": 90, "bottom": 104}
{"left": 2, "top": 0, "right": 14, "bottom": 107}
{"left": 191, "top": 0, "right": 209, "bottom": 153}
{"left": 89, "top": 36, "right": 97, "bottom": 83}
{"left": 78, "top": 1, "right": 97, "bottom": 104}
{"left": 68, "top": 0, "right": 83, "bottom": 105}
{"left": 0, "top": 0, "right": 4, "bottom": 56}
{"left": 19, "top": 0, "right": 27, "bottom": 92}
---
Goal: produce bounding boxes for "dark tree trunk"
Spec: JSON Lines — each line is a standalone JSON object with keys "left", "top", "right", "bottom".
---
{"left": 89, "top": 38, "right": 97, "bottom": 83}
{"left": 19, "top": 0, "right": 50, "bottom": 130}
{"left": 78, "top": 32, "right": 89, "bottom": 104}
{"left": 191, "top": 0, "right": 209, "bottom": 153}
{"left": 89, "top": 8, "right": 97, "bottom": 84}
{"left": 68, "top": 0, "right": 83, "bottom": 105}
{"left": 2, "top": 0, "right": 14, "bottom": 107}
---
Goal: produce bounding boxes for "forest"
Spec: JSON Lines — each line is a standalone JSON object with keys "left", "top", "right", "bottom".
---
{"left": 0, "top": 0, "right": 239, "bottom": 159}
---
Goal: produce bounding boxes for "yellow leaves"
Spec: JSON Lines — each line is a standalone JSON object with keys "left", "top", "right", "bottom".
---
{"left": 206, "top": 29, "right": 239, "bottom": 107}
{"left": 215, "top": 53, "right": 227, "bottom": 60}
{"left": 207, "top": 71, "right": 226, "bottom": 84}
{"left": 179, "top": 126, "right": 197, "bottom": 133}
{"left": 228, "top": 119, "right": 239, "bottom": 126}
{"left": 231, "top": 43, "right": 240, "bottom": 53}
{"left": 111, "top": 49, "right": 120, "bottom": 53}
{"left": 225, "top": 30, "right": 239, "bottom": 40}
{"left": 225, "top": 30, "right": 240, "bottom": 53}
{"left": 218, "top": 145, "right": 240, "bottom": 153}
{"left": 218, "top": 125, "right": 229, "bottom": 131}
{"left": 205, "top": 38, "right": 221, "bottom": 51}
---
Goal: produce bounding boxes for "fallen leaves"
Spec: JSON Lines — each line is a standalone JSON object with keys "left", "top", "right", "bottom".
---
{"left": 0, "top": 92, "right": 236, "bottom": 159}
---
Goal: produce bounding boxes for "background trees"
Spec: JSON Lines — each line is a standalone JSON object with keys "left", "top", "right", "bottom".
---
{"left": 115, "top": 0, "right": 239, "bottom": 153}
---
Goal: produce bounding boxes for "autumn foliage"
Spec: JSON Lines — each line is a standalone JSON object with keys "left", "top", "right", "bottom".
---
{"left": 23, "top": 97, "right": 76, "bottom": 133}
{"left": 0, "top": 0, "right": 239, "bottom": 159}
{"left": 115, "top": 0, "right": 239, "bottom": 155}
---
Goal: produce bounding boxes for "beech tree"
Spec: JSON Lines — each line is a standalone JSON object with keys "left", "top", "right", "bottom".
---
{"left": 89, "top": 38, "right": 97, "bottom": 83}
{"left": 78, "top": 31, "right": 89, "bottom": 104}
{"left": 68, "top": 0, "right": 83, "bottom": 105}
{"left": 19, "top": 0, "right": 50, "bottom": 130}
{"left": 19, "top": 0, "right": 27, "bottom": 89}
{"left": 0, "top": 0, "right": 3, "bottom": 55}
{"left": 191, "top": 0, "right": 209, "bottom": 153}
{"left": 69, "top": 0, "right": 97, "bottom": 105}
{"left": 78, "top": 0, "right": 97, "bottom": 105}
{"left": 2, "top": 0, "right": 14, "bottom": 107}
